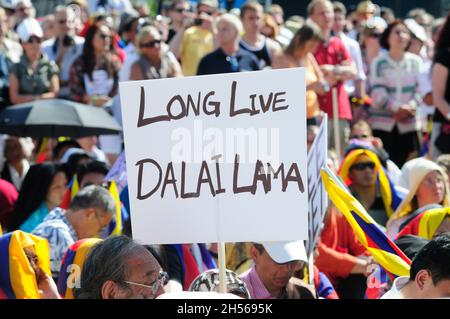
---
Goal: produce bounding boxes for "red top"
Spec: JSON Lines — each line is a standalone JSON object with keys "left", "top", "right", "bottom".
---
{"left": 313, "top": 37, "right": 353, "bottom": 120}
{"left": 315, "top": 208, "right": 368, "bottom": 288}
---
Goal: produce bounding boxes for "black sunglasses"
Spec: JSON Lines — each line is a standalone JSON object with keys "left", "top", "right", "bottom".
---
{"left": 98, "top": 33, "right": 111, "bottom": 40}
{"left": 369, "top": 32, "right": 382, "bottom": 38}
{"left": 350, "top": 134, "right": 369, "bottom": 139}
{"left": 28, "top": 36, "right": 42, "bottom": 44}
{"left": 174, "top": 7, "right": 188, "bottom": 13}
{"left": 350, "top": 162, "right": 376, "bottom": 171}
{"left": 140, "top": 39, "right": 162, "bottom": 48}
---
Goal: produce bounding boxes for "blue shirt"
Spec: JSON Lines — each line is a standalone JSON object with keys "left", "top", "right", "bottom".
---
{"left": 32, "top": 207, "right": 78, "bottom": 275}
{"left": 19, "top": 202, "right": 49, "bottom": 233}
{"left": 197, "top": 48, "right": 260, "bottom": 75}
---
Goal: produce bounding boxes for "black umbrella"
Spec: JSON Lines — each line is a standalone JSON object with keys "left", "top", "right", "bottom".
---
{"left": 0, "top": 99, "right": 122, "bottom": 138}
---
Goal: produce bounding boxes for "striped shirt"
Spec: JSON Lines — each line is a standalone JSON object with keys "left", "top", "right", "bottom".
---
{"left": 369, "top": 52, "right": 422, "bottom": 133}
{"left": 240, "top": 266, "right": 274, "bottom": 299}
{"left": 32, "top": 208, "right": 78, "bottom": 275}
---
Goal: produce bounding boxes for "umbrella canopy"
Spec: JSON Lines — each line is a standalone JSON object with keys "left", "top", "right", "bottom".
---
{"left": 0, "top": 99, "right": 122, "bottom": 138}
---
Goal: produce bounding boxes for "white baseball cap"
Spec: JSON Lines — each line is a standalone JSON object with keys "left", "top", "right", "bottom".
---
{"left": 261, "top": 240, "right": 307, "bottom": 263}
{"left": 16, "top": 18, "right": 43, "bottom": 42}
{"left": 404, "top": 18, "right": 427, "bottom": 42}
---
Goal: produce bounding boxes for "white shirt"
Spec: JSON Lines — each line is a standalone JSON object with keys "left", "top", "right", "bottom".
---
{"left": 380, "top": 276, "right": 409, "bottom": 299}
{"left": 7, "top": 159, "right": 29, "bottom": 191}
{"left": 338, "top": 32, "right": 366, "bottom": 96}
{"left": 119, "top": 47, "right": 139, "bottom": 82}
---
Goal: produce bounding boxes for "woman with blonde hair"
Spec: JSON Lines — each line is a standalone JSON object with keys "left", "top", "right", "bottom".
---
{"left": 129, "top": 25, "right": 182, "bottom": 81}
{"left": 387, "top": 158, "right": 450, "bottom": 238}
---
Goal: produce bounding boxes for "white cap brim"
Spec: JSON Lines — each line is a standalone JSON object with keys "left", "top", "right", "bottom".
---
{"left": 261, "top": 240, "right": 307, "bottom": 263}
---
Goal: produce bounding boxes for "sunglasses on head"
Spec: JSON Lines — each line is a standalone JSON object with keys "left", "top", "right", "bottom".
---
{"left": 350, "top": 162, "right": 376, "bottom": 171}
{"left": 140, "top": 39, "right": 161, "bottom": 48}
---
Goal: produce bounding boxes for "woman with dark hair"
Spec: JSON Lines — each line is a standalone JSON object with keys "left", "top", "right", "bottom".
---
{"left": 430, "top": 12, "right": 450, "bottom": 159}
{"left": 272, "top": 22, "right": 327, "bottom": 124}
{"left": 369, "top": 20, "right": 422, "bottom": 167}
{"left": 8, "top": 163, "right": 67, "bottom": 232}
{"left": 68, "top": 24, "right": 121, "bottom": 107}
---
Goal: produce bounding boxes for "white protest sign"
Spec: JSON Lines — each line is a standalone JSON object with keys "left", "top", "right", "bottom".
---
{"left": 305, "top": 116, "right": 328, "bottom": 257}
{"left": 119, "top": 68, "right": 308, "bottom": 244}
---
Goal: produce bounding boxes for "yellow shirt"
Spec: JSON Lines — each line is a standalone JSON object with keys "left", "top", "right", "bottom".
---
{"left": 180, "top": 26, "right": 214, "bottom": 76}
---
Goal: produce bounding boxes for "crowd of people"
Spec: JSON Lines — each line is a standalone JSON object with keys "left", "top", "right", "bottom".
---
{"left": 0, "top": 0, "right": 449, "bottom": 299}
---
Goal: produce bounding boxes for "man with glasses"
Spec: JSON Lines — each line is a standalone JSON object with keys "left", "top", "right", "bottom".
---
{"left": 169, "top": 0, "right": 218, "bottom": 76}
{"left": 32, "top": 185, "right": 115, "bottom": 279}
{"left": 74, "top": 235, "right": 167, "bottom": 299}
{"left": 42, "top": 6, "right": 84, "bottom": 99}
{"left": 167, "top": 0, "right": 192, "bottom": 43}
{"left": 240, "top": 241, "right": 315, "bottom": 299}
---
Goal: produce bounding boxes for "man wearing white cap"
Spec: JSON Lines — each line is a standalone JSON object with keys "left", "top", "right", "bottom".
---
{"left": 239, "top": 240, "right": 315, "bottom": 299}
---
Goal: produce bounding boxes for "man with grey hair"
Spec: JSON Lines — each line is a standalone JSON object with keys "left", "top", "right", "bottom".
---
{"left": 41, "top": 5, "right": 84, "bottom": 99}
{"left": 197, "top": 13, "right": 260, "bottom": 75}
{"left": 33, "top": 185, "right": 115, "bottom": 277}
{"left": 74, "top": 235, "right": 166, "bottom": 299}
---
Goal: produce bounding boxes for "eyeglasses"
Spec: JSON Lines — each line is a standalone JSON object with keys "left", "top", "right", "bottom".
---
{"left": 274, "top": 260, "right": 304, "bottom": 272}
{"left": 198, "top": 10, "right": 213, "bottom": 16}
{"left": 174, "top": 8, "right": 187, "bottom": 13}
{"left": 98, "top": 33, "right": 111, "bottom": 40}
{"left": 124, "top": 271, "right": 169, "bottom": 296}
{"left": 350, "top": 134, "right": 369, "bottom": 139}
{"left": 369, "top": 32, "right": 382, "bottom": 38}
{"left": 93, "top": 209, "right": 110, "bottom": 232}
{"left": 350, "top": 162, "right": 376, "bottom": 171}
{"left": 58, "top": 19, "right": 67, "bottom": 24}
{"left": 27, "top": 36, "right": 42, "bottom": 44}
{"left": 140, "top": 39, "right": 161, "bottom": 48}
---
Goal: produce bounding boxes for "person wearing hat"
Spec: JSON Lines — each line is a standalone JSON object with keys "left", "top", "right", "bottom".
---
{"left": 239, "top": 240, "right": 315, "bottom": 299}
{"left": 13, "top": 0, "right": 34, "bottom": 30}
{"left": 8, "top": 18, "right": 59, "bottom": 105}
{"left": 387, "top": 158, "right": 449, "bottom": 239}
{"left": 169, "top": 0, "right": 219, "bottom": 76}
{"left": 41, "top": 6, "right": 84, "bottom": 100}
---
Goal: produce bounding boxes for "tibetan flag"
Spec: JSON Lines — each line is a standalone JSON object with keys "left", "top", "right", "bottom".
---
{"left": 108, "top": 181, "right": 122, "bottom": 236}
{"left": 36, "top": 138, "right": 49, "bottom": 163}
{"left": 0, "top": 231, "right": 51, "bottom": 299}
{"left": 396, "top": 207, "right": 450, "bottom": 240}
{"left": 57, "top": 238, "right": 102, "bottom": 299}
{"left": 339, "top": 149, "right": 403, "bottom": 218}
{"left": 321, "top": 166, "right": 411, "bottom": 278}
{"left": 59, "top": 175, "right": 80, "bottom": 210}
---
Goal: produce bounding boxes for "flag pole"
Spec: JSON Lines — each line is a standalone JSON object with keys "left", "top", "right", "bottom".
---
{"left": 218, "top": 242, "right": 227, "bottom": 293}
{"left": 332, "top": 87, "right": 341, "bottom": 160}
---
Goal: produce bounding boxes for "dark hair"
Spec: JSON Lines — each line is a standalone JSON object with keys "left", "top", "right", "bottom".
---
{"left": 285, "top": 22, "right": 323, "bottom": 55}
{"left": 8, "top": 163, "right": 67, "bottom": 231}
{"left": 82, "top": 25, "right": 115, "bottom": 81}
{"left": 52, "top": 140, "right": 81, "bottom": 160}
{"left": 77, "top": 160, "right": 109, "bottom": 186}
{"left": 379, "top": 19, "right": 410, "bottom": 50}
{"left": 434, "top": 12, "right": 450, "bottom": 56}
{"left": 409, "top": 233, "right": 450, "bottom": 285}
{"left": 253, "top": 243, "right": 265, "bottom": 254}
{"left": 74, "top": 236, "right": 149, "bottom": 299}
{"left": 73, "top": 236, "right": 128, "bottom": 298}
